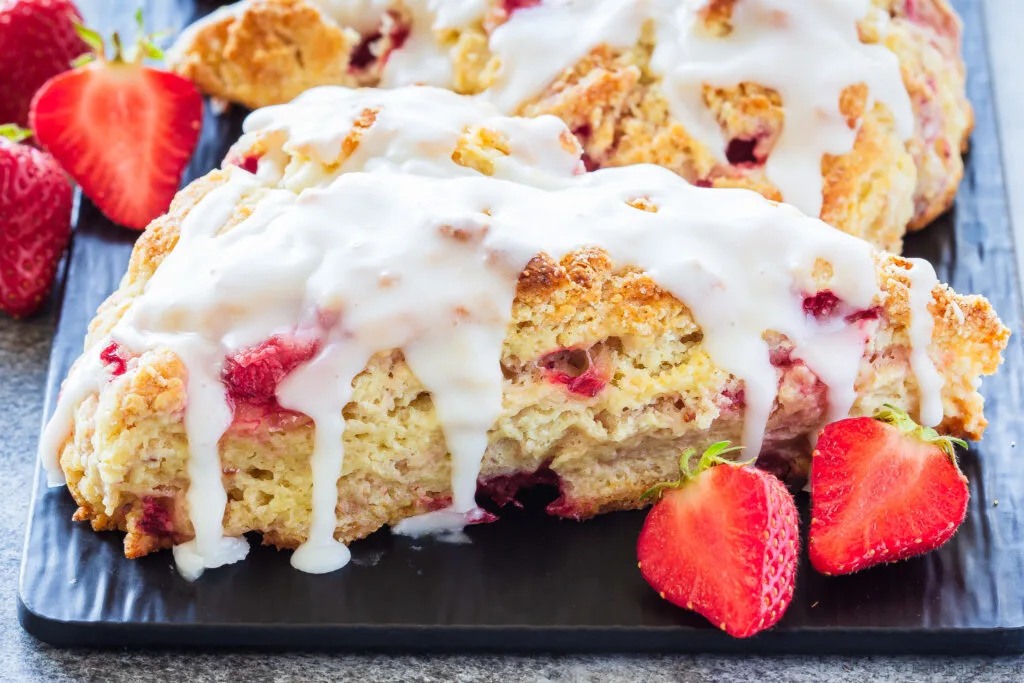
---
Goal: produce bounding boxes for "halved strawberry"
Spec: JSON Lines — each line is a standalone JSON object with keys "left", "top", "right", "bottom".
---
{"left": 637, "top": 442, "right": 799, "bottom": 639}
{"left": 30, "top": 13, "right": 202, "bottom": 230}
{"left": 809, "top": 405, "right": 969, "bottom": 576}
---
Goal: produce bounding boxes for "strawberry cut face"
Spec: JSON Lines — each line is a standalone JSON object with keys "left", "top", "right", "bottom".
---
{"left": 225, "top": 152, "right": 261, "bottom": 175}
{"left": 222, "top": 334, "right": 321, "bottom": 405}
{"left": 809, "top": 416, "right": 970, "bottom": 575}
{"left": 725, "top": 137, "right": 765, "bottom": 167}
{"left": 802, "top": 290, "right": 841, "bottom": 319}
{"left": 539, "top": 346, "right": 608, "bottom": 397}
{"left": 100, "top": 342, "right": 129, "bottom": 376}
{"left": 503, "top": 0, "right": 543, "bottom": 15}
{"left": 138, "top": 495, "right": 175, "bottom": 538}
{"left": 347, "top": 13, "right": 411, "bottom": 73}
{"left": 31, "top": 59, "right": 204, "bottom": 230}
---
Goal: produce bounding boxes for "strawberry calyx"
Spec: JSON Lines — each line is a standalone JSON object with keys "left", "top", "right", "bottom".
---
{"left": 641, "top": 441, "right": 748, "bottom": 502}
{"left": 0, "top": 124, "right": 32, "bottom": 144}
{"left": 873, "top": 403, "right": 967, "bottom": 459}
{"left": 71, "top": 8, "right": 165, "bottom": 69}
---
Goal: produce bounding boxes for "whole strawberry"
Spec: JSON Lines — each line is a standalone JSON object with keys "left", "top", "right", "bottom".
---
{"left": 0, "top": 0, "right": 88, "bottom": 128}
{"left": 637, "top": 442, "right": 799, "bottom": 639}
{"left": 809, "top": 405, "right": 969, "bottom": 576}
{"left": 30, "top": 11, "right": 202, "bottom": 230}
{"left": 0, "top": 125, "right": 73, "bottom": 318}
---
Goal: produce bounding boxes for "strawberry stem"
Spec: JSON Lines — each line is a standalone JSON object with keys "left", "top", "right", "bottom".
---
{"left": 641, "top": 441, "right": 749, "bottom": 501}
{"left": 111, "top": 32, "right": 124, "bottom": 62}
{"left": 69, "top": 12, "right": 167, "bottom": 69}
{"left": 874, "top": 404, "right": 968, "bottom": 458}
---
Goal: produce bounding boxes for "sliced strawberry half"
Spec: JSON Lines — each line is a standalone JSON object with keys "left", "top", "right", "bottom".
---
{"left": 30, "top": 15, "right": 202, "bottom": 230}
{"left": 809, "top": 405, "right": 969, "bottom": 576}
{"left": 637, "top": 442, "right": 799, "bottom": 639}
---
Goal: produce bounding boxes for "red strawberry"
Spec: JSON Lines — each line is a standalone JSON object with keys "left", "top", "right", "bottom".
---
{"left": 0, "top": 125, "right": 73, "bottom": 318}
{"left": 0, "top": 0, "right": 88, "bottom": 129}
{"left": 30, "top": 13, "right": 202, "bottom": 230}
{"left": 222, "top": 334, "right": 321, "bottom": 404}
{"left": 539, "top": 346, "right": 607, "bottom": 397}
{"left": 637, "top": 442, "right": 799, "bottom": 639}
{"left": 809, "top": 405, "right": 969, "bottom": 576}
{"left": 502, "top": 0, "right": 542, "bottom": 16}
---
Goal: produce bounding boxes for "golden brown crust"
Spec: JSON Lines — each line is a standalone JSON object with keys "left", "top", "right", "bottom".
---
{"left": 168, "top": 0, "right": 973, "bottom": 249}
{"left": 171, "top": 0, "right": 360, "bottom": 109}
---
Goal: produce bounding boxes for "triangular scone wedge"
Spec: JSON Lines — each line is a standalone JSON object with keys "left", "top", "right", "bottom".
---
{"left": 169, "top": 0, "right": 972, "bottom": 250}
{"left": 43, "top": 87, "right": 1006, "bottom": 576}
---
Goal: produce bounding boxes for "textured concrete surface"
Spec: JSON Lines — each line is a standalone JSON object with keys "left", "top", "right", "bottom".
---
{"left": 3, "top": 0, "right": 1024, "bottom": 679}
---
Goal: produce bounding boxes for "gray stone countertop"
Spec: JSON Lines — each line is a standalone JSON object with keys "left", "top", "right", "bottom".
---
{"left": 4, "top": 0, "right": 1024, "bottom": 680}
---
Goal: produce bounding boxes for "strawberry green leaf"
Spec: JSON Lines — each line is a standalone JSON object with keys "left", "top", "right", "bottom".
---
{"left": 71, "top": 53, "right": 96, "bottom": 68}
{"left": 73, "top": 23, "right": 104, "bottom": 55}
{"left": 140, "top": 39, "right": 165, "bottom": 61}
{"left": 641, "top": 441, "right": 749, "bottom": 501}
{"left": 874, "top": 404, "right": 968, "bottom": 458}
{"left": 0, "top": 124, "right": 32, "bottom": 143}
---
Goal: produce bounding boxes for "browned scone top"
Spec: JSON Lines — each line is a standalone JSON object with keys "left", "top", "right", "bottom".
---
{"left": 169, "top": 0, "right": 973, "bottom": 251}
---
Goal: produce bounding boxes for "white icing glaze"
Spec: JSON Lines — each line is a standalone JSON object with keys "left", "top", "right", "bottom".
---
{"left": 38, "top": 87, "right": 943, "bottom": 578}
{"left": 172, "top": 0, "right": 915, "bottom": 217}
{"left": 308, "top": 0, "right": 392, "bottom": 35}
{"left": 237, "top": 86, "right": 582, "bottom": 187}
{"left": 486, "top": 0, "right": 913, "bottom": 217}
{"left": 485, "top": 0, "right": 647, "bottom": 113}
{"left": 905, "top": 260, "right": 944, "bottom": 428}
{"left": 649, "top": 0, "right": 913, "bottom": 217}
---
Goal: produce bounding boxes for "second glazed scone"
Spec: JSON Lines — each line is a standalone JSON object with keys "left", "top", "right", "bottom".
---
{"left": 169, "top": 0, "right": 973, "bottom": 252}
{"left": 40, "top": 87, "right": 1006, "bottom": 579}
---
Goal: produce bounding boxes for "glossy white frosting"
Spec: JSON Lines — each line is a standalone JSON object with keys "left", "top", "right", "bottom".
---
{"left": 38, "top": 86, "right": 941, "bottom": 579}
{"left": 172, "top": 0, "right": 914, "bottom": 218}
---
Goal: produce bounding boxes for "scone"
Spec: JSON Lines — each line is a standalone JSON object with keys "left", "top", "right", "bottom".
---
{"left": 39, "top": 87, "right": 1006, "bottom": 580}
{"left": 169, "top": 0, "right": 973, "bottom": 252}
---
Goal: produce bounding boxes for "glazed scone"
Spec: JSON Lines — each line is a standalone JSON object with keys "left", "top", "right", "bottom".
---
{"left": 39, "top": 87, "right": 1006, "bottom": 579}
{"left": 169, "top": 0, "right": 973, "bottom": 252}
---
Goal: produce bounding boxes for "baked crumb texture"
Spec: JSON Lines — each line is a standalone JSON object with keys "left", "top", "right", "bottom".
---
{"left": 58, "top": 109, "right": 1006, "bottom": 561}
{"left": 169, "top": 0, "right": 973, "bottom": 252}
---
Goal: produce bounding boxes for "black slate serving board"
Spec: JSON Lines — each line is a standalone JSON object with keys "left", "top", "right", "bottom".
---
{"left": 17, "top": 0, "right": 1024, "bottom": 653}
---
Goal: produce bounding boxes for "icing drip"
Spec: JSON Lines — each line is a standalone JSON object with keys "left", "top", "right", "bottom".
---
{"left": 38, "top": 351, "right": 105, "bottom": 487}
{"left": 277, "top": 346, "right": 363, "bottom": 573}
{"left": 38, "top": 87, "right": 943, "bottom": 579}
{"left": 169, "top": 338, "right": 250, "bottom": 581}
{"left": 905, "top": 260, "right": 944, "bottom": 427}
{"left": 485, "top": 0, "right": 647, "bottom": 113}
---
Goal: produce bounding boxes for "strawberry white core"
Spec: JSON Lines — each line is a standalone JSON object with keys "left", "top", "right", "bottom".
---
{"left": 39, "top": 86, "right": 941, "bottom": 579}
